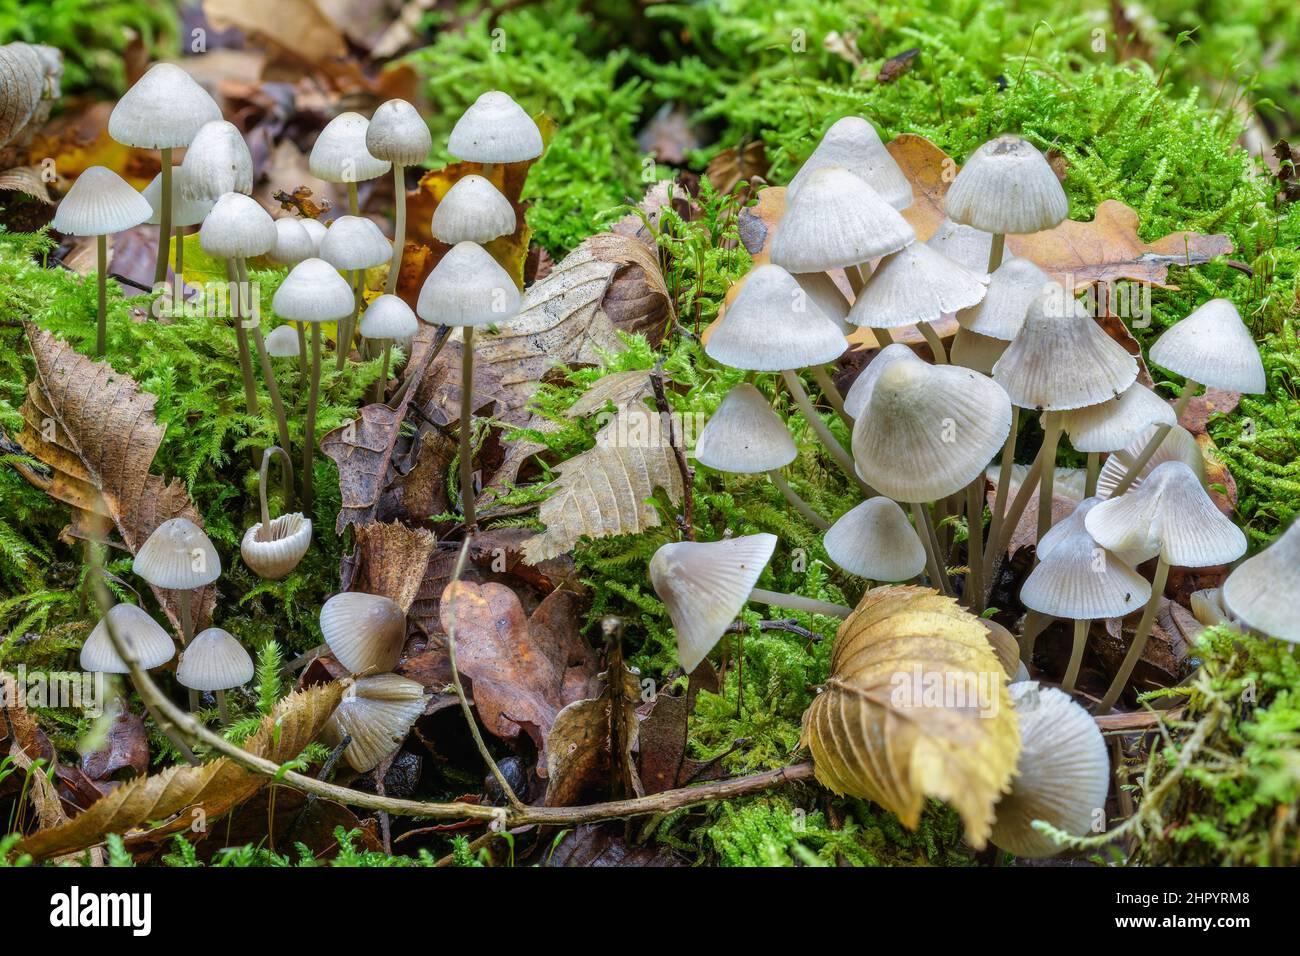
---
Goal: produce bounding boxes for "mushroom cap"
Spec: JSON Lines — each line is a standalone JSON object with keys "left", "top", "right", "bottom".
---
{"left": 51, "top": 166, "right": 153, "bottom": 236}
{"left": 359, "top": 294, "right": 419, "bottom": 340}
{"left": 1222, "top": 519, "right": 1300, "bottom": 644}
{"left": 992, "top": 283, "right": 1137, "bottom": 411}
{"left": 1095, "top": 423, "right": 1203, "bottom": 498}
{"left": 792, "top": 271, "right": 852, "bottom": 332}
{"left": 299, "top": 218, "right": 327, "bottom": 256}
{"left": 176, "top": 627, "right": 255, "bottom": 691}
{"left": 956, "top": 257, "right": 1049, "bottom": 341}
{"left": 81, "top": 603, "right": 175, "bottom": 674}
{"left": 1085, "top": 460, "right": 1246, "bottom": 568}
{"left": 240, "top": 513, "right": 312, "bottom": 580}
{"left": 178, "top": 120, "right": 253, "bottom": 202}
{"left": 365, "top": 98, "right": 432, "bottom": 166}
{"left": 1190, "top": 587, "right": 1233, "bottom": 628}
{"left": 1035, "top": 496, "right": 1100, "bottom": 562}
{"left": 134, "top": 517, "right": 221, "bottom": 589}
{"left": 430, "top": 174, "right": 517, "bottom": 245}
{"left": 982, "top": 619, "right": 1021, "bottom": 679}
{"left": 704, "top": 264, "right": 848, "bottom": 371}
{"left": 272, "top": 257, "right": 355, "bottom": 322}
{"left": 1020, "top": 526, "right": 1151, "bottom": 620}
{"left": 416, "top": 241, "right": 521, "bottom": 328}
{"left": 1149, "top": 298, "right": 1266, "bottom": 394}
{"left": 848, "top": 241, "right": 988, "bottom": 329}
{"left": 990, "top": 682, "right": 1110, "bottom": 858}
{"left": 309, "top": 112, "right": 391, "bottom": 183}
{"left": 823, "top": 497, "right": 927, "bottom": 581}
{"left": 926, "top": 218, "right": 994, "bottom": 271}
{"left": 108, "top": 62, "right": 221, "bottom": 149}
{"left": 842, "top": 343, "right": 918, "bottom": 419}
{"left": 264, "top": 324, "right": 302, "bottom": 358}
{"left": 1061, "top": 382, "right": 1177, "bottom": 453}
{"left": 649, "top": 533, "right": 777, "bottom": 673}
{"left": 141, "top": 169, "right": 213, "bottom": 227}
{"left": 319, "top": 591, "right": 407, "bottom": 675}
{"left": 694, "top": 383, "right": 796, "bottom": 474}
{"left": 786, "top": 116, "right": 913, "bottom": 210}
{"left": 321, "top": 673, "right": 428, "bottom": 772}
{"left": 944, "top": 135, "right": 1069, "bottom": 235}
{"left": 447, "top": 90, "right": 543, "bottom": 164}
{"left": 199, "top": 192, "right": 277, "bottom": 260}
{"left": 319, "top": 215, "right": 392, "bottom": 271}
{"left": 950, "top": 327, "right": 1009, "bottom": 376}
{"left": 268, "top": 217, "right": 315, "bottom": 266}
{"left": 851, "top": 359, "right": 1013, "bottom": 502}
{"left": 770, "top": 167, "right": 915, "bottom": 272}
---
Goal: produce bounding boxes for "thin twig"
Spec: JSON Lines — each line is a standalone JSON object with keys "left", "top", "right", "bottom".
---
{"left": 726, "top": 618, "right": 820, "bottom": 643}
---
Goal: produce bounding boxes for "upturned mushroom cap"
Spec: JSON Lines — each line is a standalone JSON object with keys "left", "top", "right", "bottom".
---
{"left": 786, "top": 116, "right": 913, "bottom": 210}
{"left": 240, "top": 513, "right": 312, "bottom": 580}
{"left": 851, "top": 359, "right": 1013, "bottom": 502}
{"left": 430, "top": 174, "right": 517, "bottom": 244}
{"left": 80, "top": 603, "right": 176, "bottom": 674}
{"left": 1020, "top": 524, "right": 1150, "bottom": 620}
{"left": 704, "top": 264, "right": 848, "bottom": 371}
{"left": 990, "top": 682, "right": 1110, "bottom": 858}
{"left": 264, "top": 325, "right": 302, "bottom": 358}
{"left": 447, "top": 90, "right": 543, "bottom": 163}
{"left": 269, "top": 217, "right": 314, "bottom": 266}
{"left": 299, "top": 218, "right": 327, "bottom": 255}
{"left": 649, "top": 533, "right": 777, "bottom": 673}
{"left": 319, "top": 215, "right": 392, "bottom": 271}
{"left": 142, "top": 169, "right": 212, "bottom": 227}
{"left": 792, "top": 272, "right": 852, "bottom": 332}
{"left": 1095, "top": 423, "right": 1203, "bottom": 498}
{"left": 272, "top": 258, "right": 355, "bottom": 322}
{"left": 321, "top": 673, "right": 428, "bottom": 772}
{"left": 51, "top": 166, "right": 152, "bottom": 236}
{"left": 945, "top": 135, "right": 1069, "bottom": 235}
{"left": 1149, "top": 298, "right": 1266, "bottom": 394}
{"left": 992, "top": 283, "right": 1137, "bottom": 411}
{"left": 359, "top": 294, "right": 419, "bottom": 340}
{"left": 842, "top": 343, "right": 918, "bottom": 418}
{"left": 199, "top": 193, "right": 276, "bottom": 260}
{"left": 694, "top": 383, "right": 796, "bottom": 473}
{"left": 770, "top": 167, "right": 915, "bottom": 272}
{"left": 950, "top": 327, "right": 1009, "bottom": 375}
{"left": 1085, "top": 460, "right": 1246, "bottom": 568}
{"left": 134, "top": 517, "right": 220, "bottom": 589}
{"left": 416, "top": 241, "right": 521, "bottom": 327}
{"left": 823, "top": 497, "right": 927, "bottom": 581}
{"left": 320, "top": 592, "right": 407, "bottom": 675}
{"left": 179, "top": 120, "right": 253, "bottom": 202}
{"left": 108, "top": 63, "right": 221, "bottom": 149}
{"left": 365, "top": 98, "right": 432, "bottom": 166}
{"left": 1222, "top": 519, "right": 1300, "bottom": 644}
{"left": 848, "top": 241, "right": 988, "bottom": 329}
{"left": 956, "top": 257, "right": 1049, "bottom": 341}
{"left": 926, "top": 218, "right": 994, "bottom": 271}
{"left": 309, "top": 112, "right": 391, "bottom": 183}
{"left": 176, "top": 627, "right": 254, "bottom": 691}
{"left": 1061, "top": 382, "right": 1177, "bottom": 453}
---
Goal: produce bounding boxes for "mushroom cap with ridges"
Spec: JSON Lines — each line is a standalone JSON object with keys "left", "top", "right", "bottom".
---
{"left": 319, "top": 215, "right": 392, "bottom": 271}
{"left": 1020, "top": 527, "right": 1150, "bottom": 620}
{"left": 179, "top": 120, "right": 254, "bottom": 202}
{"left": 704, "top": 264, "right": 848, "bottom": 371}
{"left": 1149, "top": 298, "right": 1266, "bottom": 395}
{"left": 823, "top": 497, "right": 927, "bottom": 581}
{"left": 848, "top": 241, "right": 988, "bottom": 329}
{"left": 360, "top": 294, "right": 419, "bottom": 340}
{"left": 951, "top": 327, "right": 1009, "bottom": 376}
{"left": 142, "top": 169, "right": 212, "bottom": 227}
{"left": 108, "top": 63, "right": 221, "bottom": 149}
{"left": 945, "top": 135, "right": 1069, "bottom": 235}
{"left": 322, "top": 673, "right": 428, "bottom": 772}
{"left": 269, "top": 217, "right": 315, "bottom": 266}
{"left": 786, "top": 116, "right": 913, "bottom": 210}
{"left": 447, "top": 90, "right": 543, "bottom": 163}
{"left": 843, "top": 343, "right": 919, "bottom": 419}
{"left": 176, "top": 627, "right": 255, "bottom": 691}
{"left": 1061, "top": 382, "right": 1177, "bottom": 453}
{"left": 770, "top": 167, "right": 915, "bottom": 273}
{"left": 1222, "top": 519, "right": 1300, "bottom": 644}
{"left": 694, "top": 383, "right": 796, "bottom": 474}
{"left": 1095, "top": 423, "right": 1203, "bottom": 498}
{"left": 272, "top": 257, "right": 355, "bottom": 322}
{"left": 299, "top": 218, "right": 327, "bottom": 255}
{"left": 956, "top": 257, "right": 1050, "bottom": 341}
{"left": 1036, "top": 496, "right": 1100, "bottom": 562}
{"left": 264, "top": 325, "right": 302, "bottom": 358}
{"left": 134, "top": 517, "right": 221, "bottom": 589}
{"left": 926, "top": 218, "right": 994, "bottom": 271}
{"left": 51, "top": 166, "right": 153, "bottom": 236}
{"left": 199, "top": 192, "right": 276, "bottom": 260}
{"left": 431, "top": 174, "right": 517, "bottom": 245}
{"left": 240, "top": 513, "right": 312, "bottom": 580}
{"left": 416, "top": 241, "right": 521, "bottom": 328}
{"left": 365, "top": 99, "right": 432, "bottom": 166}
{"left": 309, "top": 112, "right": 391, "bottom": 183}
{"left": 649, "top": 534, "right": 777, "bottom": 674}
{"left": 81, "top": 603, "right": 176, "bottom": 674}
{"left": 320, "top": 591, "right": 407, "bottom": 675}
{"left": 792, "top": 272, "right": 852, "bottom": 332}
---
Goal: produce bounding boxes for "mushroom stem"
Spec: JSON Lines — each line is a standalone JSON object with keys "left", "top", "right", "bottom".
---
{"left": 239, "top": 259, "right": 293, "bottom": 498}
{"left": 347, "top": 180, "right": 359, "bottom": 217}
{"left": 95, "top": 233, "right": 108, "bottom": 357}
{"left": 780, "top": 369, "right": 873, "bottom": 497}
{"left": 174, "top": 226, "right": 184, "bottom": 312}
{"left": 767, "top": 470, "right": 830, "bottom": 530}
{"left": 809, "top": 365, "right": 852, "bottom": 429}
{"left": 227, "top": 259, "right": 261, "bottom": 464}
{"left": 1095, "top": 557, "right": 1170, "bottom": 715}
{"left": 1109, "top": 379, "right": 1199, "bottom": 497}
{"left": 215, "top": 689, "right": 231, "bottom": 726}
{"left": 747, "top": 587, "right": 851, "bottom": 618}
{"left": 336, "top": 268, "right": 363, "bottom": 372}
{"left": 918, "top": 322, "right": 949, "bottom": 364}
{"left": 873, "top": 326, "right": 895, "bottom": 347}
{"left": 1084, "top": 451, "right": 1101, "bottom": 498}
{"left": 295, "top": 322, "right": 309, "bottom": 377}
{"left": 982, "top": 439, "right": 1046, "bottom": 585}
{"left": 844, "top": 262, "right": 873, "bottom": 296}
{"left": 986, "top": 233, "right": 1006, "bottom": 273}
{"left": 459, "top": 326, "right": 478, "bottom": 531}
{"left": 385, "top": 164, "right": 406, "bottom": 296}
{"left": 966, "top": 476, "right": 986, "bottom": 612}
{"left": 985, "top": 405, "right": 1020, "bottom": 569}
{"left": 176, "top": 589, "right": 198, "bottom": 712}
{"left": 1036, "top": 411, "right": 1063, "bottom": 550}
{"left": 1062, "top": 618, "right": 1088, "bottom": 692}
{"left": 302, "top": 323, "right": 322, "bottom": 510}
{"left": 913, "top": 502, "right": 951, "bottom": 595}
{"left": 256, "top": 446, "right": 294, "bottom": 539}
{"left": 153, "top": 147, "right": 173, "bottom": 286}
{"left": 373, "top": 339, "right": 392, "bottom": 404}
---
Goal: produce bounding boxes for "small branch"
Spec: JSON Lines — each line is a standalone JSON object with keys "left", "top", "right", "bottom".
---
{"left": 727, "top": 618, "right": 820, "bottom": 643}
{"left": 651, "top": 360, "right": 695, "bottom": 540}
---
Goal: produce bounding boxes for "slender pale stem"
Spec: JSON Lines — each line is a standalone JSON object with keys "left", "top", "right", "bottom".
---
{"left": 983, "top": 438, "right": 1045, "bottom": 584}
{"left": 389, "top": 326, "right": 451, "bottom": 409}
{"left": 216, "top": 690, "right": 230, "bottom": 726}
{"left": 95, "top": 234, "right": 107, "bottom": 357}
{"left": 913, "top": 502, "right": 949, "bottom": 595}
{"left": 239, "top": 259, "right": 293, "bottom": 500}
{"left": 385, "top": 164, "right": 406, "bottom": 295}
{"left": 966, "top": 477, "right": 985, "bottom": 612}
{"left": 154, "top": 147, "right": 173, "bottom": 286}
{"left": 373, "top": 340, "right": 392, "bottom": 404}
{"left": 174, "top": 227, "right": 184, "bottom": 311}
{"left": 874, "top": 326, "right": 895, "bottom": 347}
{"left": 348, "top": 181, "right": 359, "bottom": 217}
{"left": 1085, "top": 451, "right": 1101, "bottom": 498}
{"left": 986, "top": 405, "right": 1020, "bottom": 558}
{"left": 460, "top": 326, "right": 477, "bottom": 530}
{"left": 295, "top": 322, "right": 308, "bottom": 377}
{"left": 1063, "top": 618, "right": 1088, "bottom": 692}
{"left": 768, "top": 470, "right": 829, "bottom": 530}
{"left": 228, "top": 260, "right": 261, "bottom": 465}
{"left": 256, "top": 446, "right": 294, "bottom": 539}
{"left": 809, "top": 365, "right": 852, "bottom": 429}
{"left": 336, "top": 268, "right": 363, "bottom": 371}
{"left": 748, "top": 587, "right": 851, "bottom": 618}
{"left": 1096, "top": 558, "right": 1170, "bottom": 715}
{"left": 302, "top": 323, "right": 322, "bottom": 510}
{"left": 919, "top": 321, "right": 948, "bottom": 364}
{"left": 780, "top": 369, "right": 873, "bottom": 496}
{"left": 1037, "top": 411, "right": 1063, "bottom": 551}
{"left": 1109, "top": 379, "right": 1199, "bottom": 498}
{"left": 987, "top": 233, "right": 1006, "bottom": 273}
{"left": 177, "top": 589, "right": 198, "bottom": 712}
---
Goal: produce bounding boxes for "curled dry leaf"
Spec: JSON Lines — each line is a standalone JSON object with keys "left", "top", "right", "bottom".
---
{"left": 0, "top": 165, "right": 52, "bottom": 203}
{"left": 544, "top": 662, "right": 643, "bottom": 807}
{"left": 799, "top": 585, "right": 1020, "bottom": 849}
{"left": 0, "top": 42, "right": 61, "bottom": 150}
{"left": 342, "top": 520, "right": 437, "bottom": 614}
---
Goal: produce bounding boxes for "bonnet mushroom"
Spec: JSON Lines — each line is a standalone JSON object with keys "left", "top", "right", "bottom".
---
{"left": 365, "top": 99, "right": 433, "bottom": 294}
{"left": 358, "top": 294, "right": 419, "bottom": 404}
{"left": 81, "top": 603, "right": 176, "bottom": 674}
{"left": 241, "top": 446, "right": 312, "bottom": 581}
{"left": 1094, "top": 423, "right": 1203, "bottom": 499}
{"left": 1222, "top": 518, "right": 1300, "bottom": 644}
{"left": 822, "top": 497, "right": 927, "bottom": 582}
{"left": 321, "top": 673, "right": 428, "bottom": 773}
{"left": 141, "top": 167, "right": 212, "bottom": 309}
{"left": 310, "top": 111, "right": 390, "bottom": 216}
{"left": 785, "top": 115, "right": 913, "bottom": 210}
{"left": 926, "top": 217, "right": 994, "bottom": 271}
{"left": 447, "top": 90, "right": 544, "bottom": 181}
{"left": 178, "top": 119, "right": 253, "bottom": 203}
{"left": 431, "top": 173, "right": 517, "bottom": 245}
{"left": 319, "top": 214, "right": 394, "bottom": 370}
{"left": 319, "top": 591, "right": 407, "bottom": 675}
{"left": 176, "top": 627, "right": 254, "bottom": 724}
{"left": 1061, "top": 383, "right": 1176, "bottom": 497}
{"left": 269, "top": 217, "right": 314, "bottom": 267}
{"left": 265, "top": 324, "right": 303, "bottom": 359}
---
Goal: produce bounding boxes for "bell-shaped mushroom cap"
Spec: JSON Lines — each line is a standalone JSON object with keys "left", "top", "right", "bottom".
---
{"left": 1222, "top": 519, "right": 1300, "bottom": 644}
{"left": 176, "top": 627, "right": 255, "bottom": 691}
{"left": 770, "top": 167, "right": 915, "bottom": 272}
{"left": 447, "top": 90, "right": 543, "bottom": 163}
{"left": 944, "top": 135, "right": 1069, "bottom": 235}
{"left": 823, "top": 497, "right": 927, "bottom": 581}
{"left": 956, "top": 257, "right": 1049, "bottom": 341}
{"left": 1095, "top": 423, "right": 1203, "bottom": 498}
{"left": 786, "top": 116, "right": 913, "bottom": 210}
{"left": 848, "top": 241, "right": 988, "bottom": 329}
{"left": 320, "top": 591, "right": 407, "bottom": 675}
{"left": 240, "top": 513, "right": 312, "bottom": 580}
{"left": 198, "top": 192, "right": 276, "bottom": 260}
{"left": 365, "top": 98, "right": 432, "bottom": 166}
{"left": 990, "top": 682, "right": 1109, "bottom": 858}
{"left": 649, "top": 533, "right": 777, "bottom": 673}
{"left": 694, "top": 383, "right": 796, "bottom": 474}
{"left": 1036, "top": 496, "right": 1099, "bottom": 562}
{"left": 80, "top": 603, "right": 176, "bottom": 674}
{"left": 51, "top": 166, "right": 153, "bottom": 236}
{"left": 319, "top": 215, "right": 392, "bottom": 271}
{"left": 704, "top": 265, "right": 848, "bottom": 371}
{"left": 1149, "top": 298, "right": 1266, "bottom": 395}
{"left": 108, "top": 62, "right": 221, "bottom": 149}
{"left": 926, "top": 218, "right": 994, "bottom": 271}
{"left": 134, "top": 517, "right": 221, "bottom": 589}
{"left": 793, "top": 272, "right": 852, "bottom": 332}
{"left": 851, "top": 360, "right": 1012, "bottom": 502}
{"left": 842, "top": 343, "right": 918, "bottom": 418}
{"left": 178, "top": 120, "right": 254, "bottom": 202}
{"left": 322, "top": 673, "right": 428, "bottom": 773}
{"left": 1061, "top": 382, "right": 1176, "bottom": 453}
{"left": 360, "top": 294, "right": 419, "bottom": 340}
{"left": 299, "top": 217, "right": 327, "bottom": 255}
{"left": 142, "top": 169, "right": 212, "bottom": 228}
{"left": 264, "top": 325, "right": 302, "bottom": 358}
{"left": 268, "top": 217, "right": 314, "bottom": 266}
{"left": 1020, "top": 525, "right": 1150, "bottom": 620}
{"left": 272, "top": 258, "right": 355, "bottom": 322}
{"left": 951, "top": 327, "right": 1009, "bottom": 375}
{"left": 309, "top": 112, "right": 391, "bottom": 183}
{"left": 431, "top": 174, "right": 517, "bottom": 245}
{"left": 1085, "top": 460, "right": 1246, "bottom": 568}
{"left": 993, "top": 283, "right": 1137, "bottom": 411}
{"left": 416, "top": 241, "right": 521, "bottom": 328}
